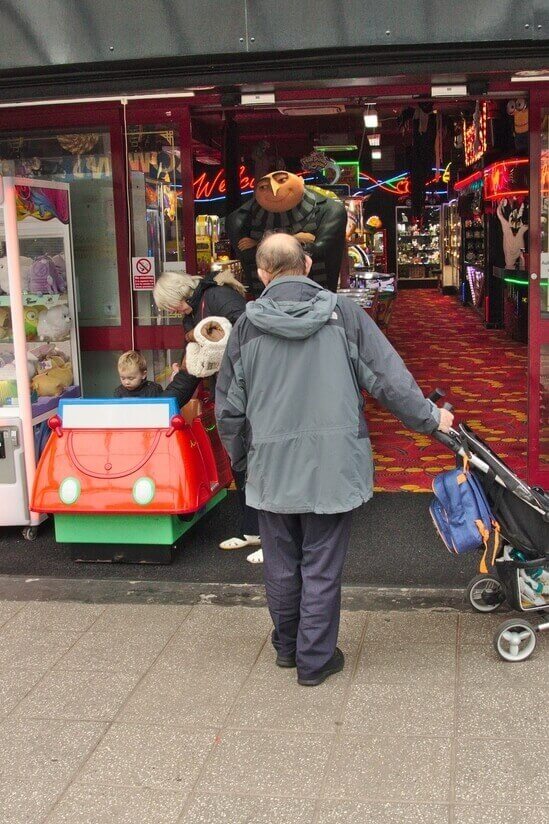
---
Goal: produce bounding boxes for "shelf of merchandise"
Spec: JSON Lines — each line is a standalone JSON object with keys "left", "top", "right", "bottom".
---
{"left": 396, "top": 205, "right": 441, "bottom": 285}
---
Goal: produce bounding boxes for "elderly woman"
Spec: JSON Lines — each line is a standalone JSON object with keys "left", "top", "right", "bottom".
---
{"left": 153, "top": 269, "right": 262, "bottom": 563}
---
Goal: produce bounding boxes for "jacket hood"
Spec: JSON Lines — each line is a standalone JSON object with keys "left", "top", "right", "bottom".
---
{"left": 246, "top": 277, "right": 337, "bottom": 339}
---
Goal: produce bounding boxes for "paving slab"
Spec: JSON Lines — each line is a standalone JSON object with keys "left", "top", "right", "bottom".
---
{"left": 196, "top": 729, "right": 334, "bottom": 797}
{"left": 118, "top": 664, "right": 253, "bottom": 727}
{"left": 316, "top": 801, "right": 450, "bottom": 823}
{"left": 46, "top": 785, "right": 187, "bottom": 824}
{"left": 0, "top": 776, "right": 66, "bottom": 824}
{"left": 56, "top": 628, "right": 171, "bottom": 673}
{"left": 5, "top": 601, "right": 105, "bottom": 633}
{"left": 90, "top": 603, "right": 192, "bottom": 634}
{"left": 458, "top": 642, "right": 548, "bottom": 685}
{"left": 454, "top": 805, "right": 549, "bottom": 824}
{"left": 364, "top": 611, "right": 458, "bottom": 645}
{"left": 0, "top": 599, "right": 26, "bottom": 627}
{"left": 13, "top": 667, "right": 143, "bottom": 722}
{"left": 179, "top": 795, "right": 316, "bottom": 823}
{"left": 343, "top": 681, "right": 454, "bottom": 736}
{"left": 324, "top": 734, "right": 452, "bottom": 802}
{"left": 0, "top": 718, "right": 106, "bottom": 783}
{"left": 0, "top": 628, "right": 82, "bottom": 672}
{"left": 355, "top": 640, "right": 456, "bottom": 685}
{"left": 77, "top": 723, "right": 216, "bottom": 793}
{"left": 455, "top": 739, "right": 549, "bottom": 804}
{"left": 0, "top": 667, "right": 45, "bottom": 720}
{"left": 456, "top": 682, "right": 549, "bottom": 738}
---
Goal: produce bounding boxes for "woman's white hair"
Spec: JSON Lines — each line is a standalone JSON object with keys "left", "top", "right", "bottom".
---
{"left": 153, "top": 272, "right": 202, "bottom": 311}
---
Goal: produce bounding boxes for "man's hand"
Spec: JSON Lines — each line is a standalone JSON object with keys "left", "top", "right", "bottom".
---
{"left": 437, "top": 408, "right": 455, "bottom": 434}
{"left": 293, "top": 231, "right": 316, "bottom": 244}
{"left": 238, "top": 237, "right": 257, "bottom": 251}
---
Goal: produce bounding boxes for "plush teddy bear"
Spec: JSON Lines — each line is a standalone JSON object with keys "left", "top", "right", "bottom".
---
{"left": 29, "top": 255, "right": 65, "bottom": 295}
{"left": 185, "top": 316, "right": 232, "bottom": 378}
{"left": 37, "top": 304, "right": 71, "bottom": 342}
{"left": 31, "top": 361, "right": 73, "bottom": 397}
{"left": 0, "top": 256, "right": 33, "bottom": 294}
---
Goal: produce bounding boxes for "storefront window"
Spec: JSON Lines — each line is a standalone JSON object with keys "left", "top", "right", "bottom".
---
{"left": 0, "top": 128, "right": 120, "bottom": 327}
{"left": 128, "top": 124, "right": 186, "bottom": 327}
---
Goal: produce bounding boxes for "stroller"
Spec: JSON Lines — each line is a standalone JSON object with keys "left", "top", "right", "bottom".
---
{"left": 430, "top": 391, "right": 549, "bottom": 662}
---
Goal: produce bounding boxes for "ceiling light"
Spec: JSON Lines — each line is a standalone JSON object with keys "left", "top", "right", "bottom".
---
{"left": 364, "top": 110, "right": 379, "bottom": 128}
{"left": 368, "top": 134, "right": 381, "bottom": 147}
{"left": 511, "top": 72, "right": 549, "bottom": 82}
{"left": 371, "top": 150, "right": 382, "bottom": 160}
{"left": 431, "top": 84, "right": 467, "bottom": 97}
{"left": 314, "top": 144, "right": 358, "bottom": 152}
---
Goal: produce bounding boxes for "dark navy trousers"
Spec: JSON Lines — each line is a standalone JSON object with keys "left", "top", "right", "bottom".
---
{"left": 258, "top": 510, "right": 353, "bottom": 678}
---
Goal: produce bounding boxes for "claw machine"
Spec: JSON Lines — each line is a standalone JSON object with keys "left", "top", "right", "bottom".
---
{"left": 0, "top": 177, "right": 81, "bottom": 539}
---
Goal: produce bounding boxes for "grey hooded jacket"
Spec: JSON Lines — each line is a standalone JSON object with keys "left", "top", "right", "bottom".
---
{"left": 215, "top": 276, "right": 440, "bottom": 514}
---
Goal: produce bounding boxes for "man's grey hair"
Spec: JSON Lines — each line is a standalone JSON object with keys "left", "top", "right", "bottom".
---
{"left": 256, "top": 232, "right": 307, "bottom": 279}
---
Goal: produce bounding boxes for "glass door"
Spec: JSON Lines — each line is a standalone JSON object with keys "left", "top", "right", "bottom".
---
{"left": 528, "top": 90, "right": 549, "bottom": 488}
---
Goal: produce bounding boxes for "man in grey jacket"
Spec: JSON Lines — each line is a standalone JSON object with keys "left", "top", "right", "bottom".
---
{"left": 216, "top": 233, "right": 453, "bottom": 686}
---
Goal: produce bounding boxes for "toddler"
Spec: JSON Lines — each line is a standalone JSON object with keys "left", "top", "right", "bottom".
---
{"left": 114, "top": 350, "right": 163, "bottom": 398}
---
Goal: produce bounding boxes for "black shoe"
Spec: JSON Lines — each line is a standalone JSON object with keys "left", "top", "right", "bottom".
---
{"left": 276, "top": 652, "right": 296, "bottom": 668}
{"left": 297, "top": 648, "right": 345, "bottom": 686}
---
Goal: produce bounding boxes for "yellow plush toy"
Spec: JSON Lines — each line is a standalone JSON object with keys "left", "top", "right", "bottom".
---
{"left": 31, "top": 362, "right": 73, "bottom": 397}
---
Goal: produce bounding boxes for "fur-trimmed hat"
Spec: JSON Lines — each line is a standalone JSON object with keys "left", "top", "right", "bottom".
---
{"left": 185, "top": 316, "right": 233, "bottom": 378}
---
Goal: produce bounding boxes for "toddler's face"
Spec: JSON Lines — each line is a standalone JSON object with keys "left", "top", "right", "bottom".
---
{"left": 119, "top": 366, "right": 145, "bottom": 390}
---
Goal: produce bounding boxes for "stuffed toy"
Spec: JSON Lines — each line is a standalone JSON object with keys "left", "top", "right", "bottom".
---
{"left": 507, "top": 98, "right": 528, "bottom": 152}
{"left": 51, "top": 254, "right": 67, "bottom": 288}
{"left": 0, "top": 256, "right": 33, "bottom": 294}
{"left": 29, "top": 255, "right": 66, "bottom": 295}
{"left": 185, "top": 316, "right": 232, "bottom": 378}
{"left": 37, "top": 303, "right": 71, "bottom": 341}
{"left": 24, "top": 306, "right": 46, "bottom": 340}
{"left": 226, "top": 170, "right": 347, "bottom": 293}
{"left": 497, "top": 198, "right": 528, "bottom": 270}
{"left": 31, "top": 361, "right": 73, "bottom": 397}
{"left": 0, "top": 307, "right": 11, "bottom": 341}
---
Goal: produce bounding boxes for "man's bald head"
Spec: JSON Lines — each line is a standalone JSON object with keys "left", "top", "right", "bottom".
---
{"left": 255, "top": 232, "right": 312, "bottom": 285}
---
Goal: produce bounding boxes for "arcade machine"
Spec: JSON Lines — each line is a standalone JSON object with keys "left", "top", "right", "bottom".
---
{"left": 31, "top": 397, "right": 232, "bottom": 563}
{"left": 0, "top": 177, "right": 81, "bottom": 539}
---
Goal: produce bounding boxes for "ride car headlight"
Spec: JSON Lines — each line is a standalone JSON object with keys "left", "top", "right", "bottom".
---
{"left": 59, "top": 477, "right": 81, "bottom": 505}
{"left": 132, "top": 477, "right": 155, "bottom": 506}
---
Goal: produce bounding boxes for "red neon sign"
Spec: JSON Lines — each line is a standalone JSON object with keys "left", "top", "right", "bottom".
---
{"left": 454, "top": 170, "right": 483, "bottom": 193}
{"left": 483, "top": 158, "right": 529, "bottom": 201}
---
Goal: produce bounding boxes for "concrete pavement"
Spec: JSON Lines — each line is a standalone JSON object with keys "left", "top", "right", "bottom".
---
{"left": 0, "top": 597, "right": 546, "bottom": 823}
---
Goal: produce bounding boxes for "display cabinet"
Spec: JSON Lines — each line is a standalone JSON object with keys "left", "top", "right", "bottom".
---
{"left": 0, "top": 177, "right": 81, "bottom": 535}
{"left": 396, "top": 205, "right": 441, "bottom": 285}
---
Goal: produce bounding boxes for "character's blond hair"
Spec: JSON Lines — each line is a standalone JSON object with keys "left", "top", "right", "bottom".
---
{"left": 152, "top": 272, "right": 202, "bottom": 311}
{"left": 118, "top": 350, "right": 147, "bottom": 373}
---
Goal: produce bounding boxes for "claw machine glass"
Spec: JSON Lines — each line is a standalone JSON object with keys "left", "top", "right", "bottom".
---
{"left": 0, "top": 177, "right": 81, "bottom": 538}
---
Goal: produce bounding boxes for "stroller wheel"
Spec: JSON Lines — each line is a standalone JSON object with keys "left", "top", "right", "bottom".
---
{"left": 494, "top": 619, "right": 537, "bottom": 662}
{"left": 466, "top": 575, "right": 505, "bottom": 613}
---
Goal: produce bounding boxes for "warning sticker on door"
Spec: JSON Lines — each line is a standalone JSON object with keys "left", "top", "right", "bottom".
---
{"left": 132, "top": 257, "right": 155, "bottom": 290}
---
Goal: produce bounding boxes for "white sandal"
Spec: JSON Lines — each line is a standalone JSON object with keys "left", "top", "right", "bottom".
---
{"left": 219, "top": 535, "right": 261, "bottom": 551}
{"left": 246, "top": 548, "right": 264, "bottom": 564}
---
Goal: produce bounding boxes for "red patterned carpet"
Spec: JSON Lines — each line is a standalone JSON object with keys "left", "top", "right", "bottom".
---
{"left": 369, "top": 290, "right": 527, "bottom": 492}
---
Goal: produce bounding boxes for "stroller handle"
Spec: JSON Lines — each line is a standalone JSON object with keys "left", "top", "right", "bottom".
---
{"left": 427, "top": 389, "right": 461, "bottom": 452}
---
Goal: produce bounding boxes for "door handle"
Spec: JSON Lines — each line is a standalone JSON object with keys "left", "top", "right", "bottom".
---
{"left": 531, "top": 273, "right": 538, "bottom": 281}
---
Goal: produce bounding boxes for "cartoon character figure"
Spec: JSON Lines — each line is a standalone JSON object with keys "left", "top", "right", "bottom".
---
{"left": 507, "top": 98, "right": 529, "bottom": 152}
{"left": 497, "top": 198, "right": 529, "bottom": 270}
{"left": 24, "top": 306, "right": 45, "bottom": 340}
{"left": 37, "top": 304, "right": 71, "bottom": 342}
{"left": 226, "top": 170, "right": 347, "bottom": 292}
